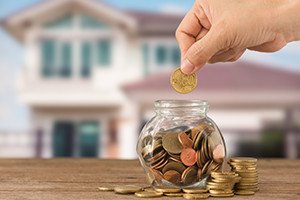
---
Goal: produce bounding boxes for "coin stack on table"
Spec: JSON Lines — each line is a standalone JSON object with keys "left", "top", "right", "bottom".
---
{"left": 98, "top": 157, "right": 259, "bottom": 199}
{"left": 139, "top": 121, "right": 225, "bottom": 187}
{"left": 207, "top": 171, "right": 241, "bottom": 197}
{"left": 228, "top": 157, "right": 259, "bottom": 194}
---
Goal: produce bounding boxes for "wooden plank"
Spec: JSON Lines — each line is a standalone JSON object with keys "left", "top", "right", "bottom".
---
{"left": 0, "top": 159, "right": 299, "bottom": 200}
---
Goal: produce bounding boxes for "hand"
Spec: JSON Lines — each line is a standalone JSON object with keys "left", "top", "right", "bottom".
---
{"left": 176, "top": 0, "right": 297, "bottom": 74}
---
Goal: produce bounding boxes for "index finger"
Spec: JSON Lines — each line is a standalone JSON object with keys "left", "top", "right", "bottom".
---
{"left": 175, "top": 7, "right": 202, "bottom": 60}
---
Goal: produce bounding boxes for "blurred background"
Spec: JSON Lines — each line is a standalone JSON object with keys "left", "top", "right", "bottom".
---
{"left": 0, "top": 0, "right": 299, "bottom": 159}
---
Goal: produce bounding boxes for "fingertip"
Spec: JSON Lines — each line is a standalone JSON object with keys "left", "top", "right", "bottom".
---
{"left": 181, "top": 59, "right": 195, "bottom": 75}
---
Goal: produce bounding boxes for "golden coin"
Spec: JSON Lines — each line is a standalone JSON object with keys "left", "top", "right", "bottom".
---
{"left": 209, "top": 189, "right": 233, "bottom": 194}
{"left": 210, "top": 193, "right": 234, "bottom": 197}
{"left": 205, "top": 161, "right": 220, "bottom": 175}
{"left": 182, "top": 166, "right": 198, "bottom": 184}
{"left": 154, "top": 187, "right": 181, "bottom": 193}
{"left": 207, "top": 184, "right": 234, "bottom": 190}
{"left": 230, "top": 157, "right": 257, "bottom": 163}
{"left": 211, "top": 171, "right": 236, "bottom": 177}
{"left": 162, "top": 132, "right": 182, "bottom": 154}
{"left": 163, "top": 170, "right": 181, "bottom": 184}
{"left": 164, "top": 193, "right": 185, "bottom": 197}
{"left": 193, "top": 129, "right": 205, "bottom": 150}
{"left": 168, "top": 152, "right": 181, "bottom": 160}
{"left": 235, "top": 190, "right": 255, "bottom": 195}
{"left": 162, "top": 161, "right": 186, "bottom": 174}
{"left": 114, "top": 185, "right": 142, "bottom": 194}
{"left": 170, "top": 67, "right": 197, "bottom": 94}
{"left": 183, "top": 193, "right": 210, "bottom": 199}
{"left": 151, "top": 157, "right": 168, "bottom": 170}
{"left": 143, "top": 187, "right": 156, "bottom": 192}
{"left": 135, "top": 191, "right": 163, "bottom": 198}
{"left": 182, "top": 188, "right": 209, "bottom": 194}
{"left": 178, "top": 132, "right": 193, "bottom": 148}
{"left": 98, "top": 186, "right": 114, "bottom": 191}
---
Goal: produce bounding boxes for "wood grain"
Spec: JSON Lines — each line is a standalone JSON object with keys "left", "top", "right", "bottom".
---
{"left": 0, "top": 159, "right": 299, "bottom": 200}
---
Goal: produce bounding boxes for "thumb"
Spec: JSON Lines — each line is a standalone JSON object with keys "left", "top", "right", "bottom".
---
{"left": 181, "top": 28, "right": 221, "bottom": 74}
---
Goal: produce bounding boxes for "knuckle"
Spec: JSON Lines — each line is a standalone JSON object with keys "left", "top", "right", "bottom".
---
{"left": 175, "top": 29, "right": 181, "bottom": 40}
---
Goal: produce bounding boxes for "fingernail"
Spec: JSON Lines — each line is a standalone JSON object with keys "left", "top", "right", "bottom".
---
{"left": 181, "top": 59, "right": 195, "bottom": 74}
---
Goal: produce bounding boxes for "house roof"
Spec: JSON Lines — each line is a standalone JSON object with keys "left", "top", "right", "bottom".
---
{"left": 123, "top": 61, "right": 300, "bottom": 108}
{"left": 126, "top": 11, "right": 183, "bottom": 36}
{"left": 0, "top": 0, "right": 182, "bottom": 42}
{"left": 0, "top": 0, "right": 136, "bottom": 42}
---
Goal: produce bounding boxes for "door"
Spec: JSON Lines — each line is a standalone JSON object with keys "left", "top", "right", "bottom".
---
{"left": 53, "top": 121, "right": 75, "bottom": 157}
{"left": 78, "top": 121, "right": 99, "bottom": 157}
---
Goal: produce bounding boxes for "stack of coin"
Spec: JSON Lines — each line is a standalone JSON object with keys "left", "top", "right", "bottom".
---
{"left": 228, "top": 157, "right": 259, "bottom": 193}
{"left": 207, "top": 171, "right": 240, "bottom": 197}
{"left": 139, "top": 120, "right": 225, "bottom": 186}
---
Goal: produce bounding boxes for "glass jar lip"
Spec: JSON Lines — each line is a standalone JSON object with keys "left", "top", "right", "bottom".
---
{"left": 154, "top": 100, "right": 209, "bottom": 109}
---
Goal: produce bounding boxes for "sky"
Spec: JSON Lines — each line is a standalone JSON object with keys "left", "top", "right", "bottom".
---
{"left": 0, "top": 0, "right": 299, "bottom": 131}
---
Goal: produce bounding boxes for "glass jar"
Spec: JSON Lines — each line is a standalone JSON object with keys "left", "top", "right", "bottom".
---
{"left": 137, "top": 100, "right": 226, "bottom": 188}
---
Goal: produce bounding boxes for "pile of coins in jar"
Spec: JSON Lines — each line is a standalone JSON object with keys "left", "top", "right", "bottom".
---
{"left": 140, "top": 121, "right": 225, "bottom": 187}
{"left": 98, "top": 157, "right": 259, "bottom": 199}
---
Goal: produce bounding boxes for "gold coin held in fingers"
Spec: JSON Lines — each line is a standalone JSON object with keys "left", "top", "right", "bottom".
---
{"left": 170, "top": 67, "right": 197, "bottom": 94}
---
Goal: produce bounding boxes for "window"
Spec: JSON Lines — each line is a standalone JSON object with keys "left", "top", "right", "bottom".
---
{"left": 155, "top": 46, "right": 167, "bottom": 65}
{"left": 81, "top": 42, "right": 92, "bottom": 78}
{"left": 41, "top": 40, "right": 55, "bottom": 77}
{"left": 60, "top": 42, "right": 72, "bottom": 77}
{"left": 171, "top": 46, "right": 181, "bottom": 65}
{"left": 97, "top": 40, "right": 111, "bottom": 66}
{"left": 44, "top": 14, "right": 73, "bottom": 29}
{"left": 81, "top": 14, "right": 108, "bottom": 29}
{"left": 41, "top": 40, "right": 74, "bottom": 78}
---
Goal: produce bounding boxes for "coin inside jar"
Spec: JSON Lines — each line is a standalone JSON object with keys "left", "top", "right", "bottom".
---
{"left": 178, "top": 132, "right": 193, "bottom": 148}
{"left": 180, "top": 148, "right": 197, "bottom": 166}
{"left": 139, "top": 115, "right": 225, "bottom": 187}
{"left": 162, "top": 132, "right": 182, "bottom": 154}
{"left": 162, "top": 161, "right": 186, "bottom": 174}
{"left": 182, "top": 166, "right": 198, "bottom": 184}
{"left": 163, "top": 170, "right": 181, "bottom": 183}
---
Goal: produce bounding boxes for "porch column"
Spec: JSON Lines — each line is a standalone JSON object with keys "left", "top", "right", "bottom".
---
{"left": 118, "top": 101, "right": 139, "bottom": 159}
{"left": 284, "top": 109, "right": 298, "bottom": 159}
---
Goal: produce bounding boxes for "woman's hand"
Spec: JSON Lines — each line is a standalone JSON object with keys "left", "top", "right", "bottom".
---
{"left": 176, "top": 0, "right": 299, "bottom": 74}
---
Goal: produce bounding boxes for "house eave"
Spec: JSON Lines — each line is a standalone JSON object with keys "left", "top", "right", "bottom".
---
{"left": 0, "top": 0, "right": 138, "bottom": 43}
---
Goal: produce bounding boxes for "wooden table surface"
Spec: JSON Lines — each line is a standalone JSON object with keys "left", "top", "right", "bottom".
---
{"left": 0, "top": 159, "right": 299, "bottom": 200}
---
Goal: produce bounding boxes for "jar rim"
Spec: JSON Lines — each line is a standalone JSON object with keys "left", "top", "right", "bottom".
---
{"left": 154, "top": 100, "right": 209, "bottom": 108}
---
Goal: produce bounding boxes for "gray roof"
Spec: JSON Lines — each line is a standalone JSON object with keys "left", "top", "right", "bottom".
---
{"left": 126, "top": 11, "right": 183, "bottom": 36}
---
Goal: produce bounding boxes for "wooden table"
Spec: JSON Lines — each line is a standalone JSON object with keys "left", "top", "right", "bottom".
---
{"left": 0, "top": 159, "right": 299, "bottom": 200}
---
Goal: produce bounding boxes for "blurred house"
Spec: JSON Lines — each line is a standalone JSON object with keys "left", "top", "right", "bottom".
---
{"left": 1, "top": 0, "right": 300, "bottom": 159}
{"left": 1, "top": 0, "right": 181, "bottom": 158}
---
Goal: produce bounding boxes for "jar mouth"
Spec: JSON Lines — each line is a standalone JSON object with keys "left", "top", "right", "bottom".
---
{"left": 154, "top": 100, "right": 209, "bottom": 109}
